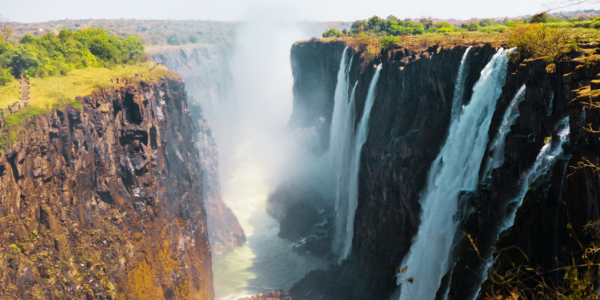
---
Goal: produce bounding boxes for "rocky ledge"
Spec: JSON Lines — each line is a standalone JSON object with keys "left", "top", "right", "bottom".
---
{"left": 0, "top": 78, "right": 213, "bottom": 299}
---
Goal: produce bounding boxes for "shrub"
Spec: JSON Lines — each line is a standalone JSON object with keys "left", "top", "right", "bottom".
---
{"left": 322, "top": 28, "right": 342, "bottom": 38}
{"left": 388, "top": 25, "right": 413, "bottom": 36}
{"left": 468, "top": 22, "right": 480, "bottom": 31}
{"left": 508, "top": 23, "right": 576, "bottom": 62}
{"left": 189, "top": 34, "right": 200, "bottom": 43}
{"left": 360, "top": 44, "right": 380, "bottom": 61}
{"left": 348, "top": 33, "right": 374, "bottom": 51}
{"left": 406, "top": 21, "right": 425, "bottom": 34}
{"left": 437, "top": 27, "right": 453, "bottom": 33}
{"left": 379, "top": 36, "right": 399, "bottom": 49}
{"left": 591, "top": 22, "right": 600, "bottom": 29}
{"left": 0, "top": 67, "right": 12, "bottom": 86}
{"left": 167, "top": 34, "right": 181, "bottom": 45}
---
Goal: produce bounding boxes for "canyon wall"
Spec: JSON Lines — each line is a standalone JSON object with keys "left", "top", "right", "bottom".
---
{"left": 0, "top": 78, "right": 214, "bottom": 299}
{"left": 288, "top": 39, "right": 600, "bottom": 300}
{"left": 152, "top": 45, "right": 245, "bottom": 254}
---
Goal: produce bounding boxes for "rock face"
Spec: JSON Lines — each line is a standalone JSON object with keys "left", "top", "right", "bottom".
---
{"left": 288, "top": 38, "right": 600, "bottom": 300}
{"left": 152, "top": 45, "right": 245, "bottom": 254}
{"left": 289, "top": 39, "right": 497, "bottom": 300}
{"left": 267, "top": 180, "right": 333, "bottom": 256}
{"left": 0, "top": 78, "right": 214, "bottom": 299}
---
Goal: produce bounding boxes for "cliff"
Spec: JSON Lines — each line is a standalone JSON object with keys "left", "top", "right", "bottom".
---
{"left": 288, "top": 38, "right": 600, "bottom": 300}
{"left": 0, "top": 78, "right": 214, "bottom": 299}
{"left": 151, "top": 45, "right": 245, "bottom": 254}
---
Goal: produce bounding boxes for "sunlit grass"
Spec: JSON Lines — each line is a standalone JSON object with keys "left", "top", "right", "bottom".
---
{"left": 0, "top": 62, "right": 179, "bottom": 128}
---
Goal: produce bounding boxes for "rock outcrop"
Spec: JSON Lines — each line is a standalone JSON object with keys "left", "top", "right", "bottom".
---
{"left": 0, "top": 78, "right": 214, "bottom": 299}
{"left": 152, "top": 45, "right": 245, "bottom": 254}
{"left": 288, "top": 38, "right": 600, "bottom": 300}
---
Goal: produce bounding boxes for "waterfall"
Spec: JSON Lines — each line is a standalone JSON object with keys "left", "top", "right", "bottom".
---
{"left": 397, "top": 48, "right": 512, "bottom": 300}
{"left": 333, "top": 64, "right": 382, "bottom": 262}
{"left": 332, "top": 82, "right": 358, "bottom": 261}
{"left": 451, "top": 46, "right": 472, "bottom": 121}
{"left": 330, "top": 47, "right": 355, "bottom": 260}
{"left": 482, "top": 84, "right": 527, "bottom": 178}
{"left": 472, "top": 117, "right": 570, "bottom": 300}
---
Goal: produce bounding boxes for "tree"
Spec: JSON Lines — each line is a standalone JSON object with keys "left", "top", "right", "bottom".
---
{"left": 388, "top": 25, "right": 413, "bottom": 36}
{"left": 0, "top": 16, "right": 14, "bottom": 41}
{"left": 19, "top": 34, "right": 35, "bottom": 44}
{"left": 9, "top": 44, "right": 39, "bottom": 78}
{"left": 379, "top": 36, "right": 399, "bottom": 49}
{"left": 322, "top": 28, "right": 342, "bottom": 38}
{"left": 407, "top": 22, "right": 425, "bottom": 34}
{"left": 189, "top": 34, "right": 200, "bottom": 43}
{"left": 167, "top": 34, "right": 181, "bottom": 45}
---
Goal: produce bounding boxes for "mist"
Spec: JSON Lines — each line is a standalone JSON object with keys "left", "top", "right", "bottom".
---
{"left": 211, "top": 13, "right": 337, "bottom": 298}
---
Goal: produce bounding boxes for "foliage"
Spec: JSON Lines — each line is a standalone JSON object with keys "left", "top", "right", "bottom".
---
{"left": 437, "top": 27, "right": 453, "bottom": 33}
{"left": 167, "top": 34, "right": 181, "bottom": 45}
{"left": 0, "top": 27, "right": 146, "bottom": 80}
{"left": 507, "top": 23, "right": 576, "bottom": 62}
{"left": 0, "top": 67, "right": 12, "bottom": 86}
{"left": 379, "top": 36, "right": 400, "bottom": 49}
{"left": 347, "top": 33, "right": 375, "bottom": 51}
{"left": 485, "top": 221, "right": 600, "bottom": 300}
{"left": 188, "top": 34, "right": 200, "bottom": 43}
{"left": 322, "top": 28, "right": 343, "bottom": 38}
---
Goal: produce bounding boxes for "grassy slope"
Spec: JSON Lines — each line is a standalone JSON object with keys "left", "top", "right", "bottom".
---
{"left": 0, "top": 62, "right": 179, "bottom": 128}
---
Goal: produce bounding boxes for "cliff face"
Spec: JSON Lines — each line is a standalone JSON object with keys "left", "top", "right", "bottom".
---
{"left": 152, "top": 45, "right": 245, "bottom": 254}
{"left": 0, "top": 78, "right": 214, "bottom": 299}
{"left": 289, "top": 38, "right": 600, "bottom": 300}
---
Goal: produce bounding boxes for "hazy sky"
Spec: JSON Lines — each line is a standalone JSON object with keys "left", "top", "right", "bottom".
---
{"left": 1, "top": 0, "right": 598, "bottom": 23}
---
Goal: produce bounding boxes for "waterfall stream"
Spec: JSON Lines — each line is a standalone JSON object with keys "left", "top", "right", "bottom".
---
{"left": 451, "top": 46, "right": 472, "bottom": 121}
{"left": 472, "top": 117, "right": 571, "bottom": 300}
{"left": 397, "top": 48, "right": 512, "bottom": 300}
{"left": 482, "top": 84, "right": 527, "bottom": 178}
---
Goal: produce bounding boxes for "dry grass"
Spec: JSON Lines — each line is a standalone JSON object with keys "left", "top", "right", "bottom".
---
{"left": 0, "top": 62, "right": 179, "bottom": 128}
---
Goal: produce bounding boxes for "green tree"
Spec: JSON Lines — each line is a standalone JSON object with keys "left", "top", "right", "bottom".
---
{"left": 167, "top": 34, "right": 181, "bottom": 45}
{"left": 407, "top": 22, "right": 425, "bottom": 34}
{"left": 19, "top": 34, "right": 34, "bottom": 44}
{"left": 379, "top": 36, "right": 399, "bottom": 49}
{"left": 388, "top": 25, "right": 413, "bottom": 36}
{"left": 468, "top": 22, "right": 481, "bottom": 31}
{"left": 9, "top": 44, "right": 39, "bottom": 78}
{"left": 322, "top": 28, "right": 342, "bottom": 38}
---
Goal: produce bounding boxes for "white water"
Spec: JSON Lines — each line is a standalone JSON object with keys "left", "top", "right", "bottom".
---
{"left": 330, "top": 47, "right": 356, "bottom": 261}
{"left": 334, "top": 64, "right": 382, "bottom": 262}
{"left": 397, "top": 48, "right": 512, "bottom": 300}
{"left": 482, "top": 84, "right": 527, "bottom": 178}
{"left": 451, "top": 46, "right": 472, "bottom": 121}
{"left": 471, "top": 117, "right": 570, "bottom": 300}
{"left": 331, "top": 81, "right": 358, "bottom": 261}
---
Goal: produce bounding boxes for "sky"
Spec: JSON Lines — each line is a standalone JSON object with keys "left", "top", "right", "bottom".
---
{"left": 1, "top": 0, "right": 598, "bottom": 23}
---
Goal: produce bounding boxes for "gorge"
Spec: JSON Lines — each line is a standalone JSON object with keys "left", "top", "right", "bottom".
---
{"left": 1, "top": 18, "right": 600, "bottom": 300}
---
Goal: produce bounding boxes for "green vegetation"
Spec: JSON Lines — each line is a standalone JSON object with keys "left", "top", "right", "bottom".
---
{"left": 0, "top": 27, "right": 145, "bottom": 82}
{"left": 507, "top": 23, "right": 577, "bottom": 62}
{"left": 322, "top": 12, "right": 600, "bottom": 39}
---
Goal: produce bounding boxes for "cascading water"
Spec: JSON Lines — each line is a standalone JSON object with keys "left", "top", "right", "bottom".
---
{"left": 333, "top": 64, "right": 382, "bottom": 262}
{"left": 482, "top": 84, "right": 527, "bottom": 178}
{"left": 451, "top": 46, "right": 472, "bottom": 121}
{"left": 332, "top": 81, "right": 358, "bottom": 261}
{"left": 397, "top": 48, "right": 512, "bottom": 300}
{"left": 329, "top": 47, "right": 355, "bottom": 260}
{"left": 471, "top": 117, "right": 571, "bottom": 300}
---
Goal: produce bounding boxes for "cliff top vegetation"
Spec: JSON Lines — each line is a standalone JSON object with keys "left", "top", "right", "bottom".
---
{"left": 309, "top": 12, "right": 600, "bottom": 64}
{"left": 0, "top": 25, "right": 180, "bottom": 129}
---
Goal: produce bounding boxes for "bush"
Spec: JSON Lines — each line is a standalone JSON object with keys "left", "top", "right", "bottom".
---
{"left": 388, "top": 25, "right": 413, "bottom": 36}
{"left": 468, "top": 22, "right": 480, "bottom": 31}
{"left": 322, "top": 28, "right": 342, "bottom": 38}
{"left": 379, "top": 36, "right": 399, "bottom": 49}
{"left": 0, "top": 67, "right": 13, "bottom": 86}
{"left": 189, "top": 34, "right": 200, "bottom": 43}
{"left": 406, "top": 21, "right": 425, "bottom": 34}
{"left": 508, "top": 23, "right": 576, "bottom": 62}
{"left": 591, "top": 22, "right": 600, "bottom": 29}
{"left": 167, "top": 34, "right": 181, "bottom": 45}
{"left": 347, "top": 33, "right": 374, "bottom": 51}
{"left": 437, "top": 27, "right": 453, "bottom": 33}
